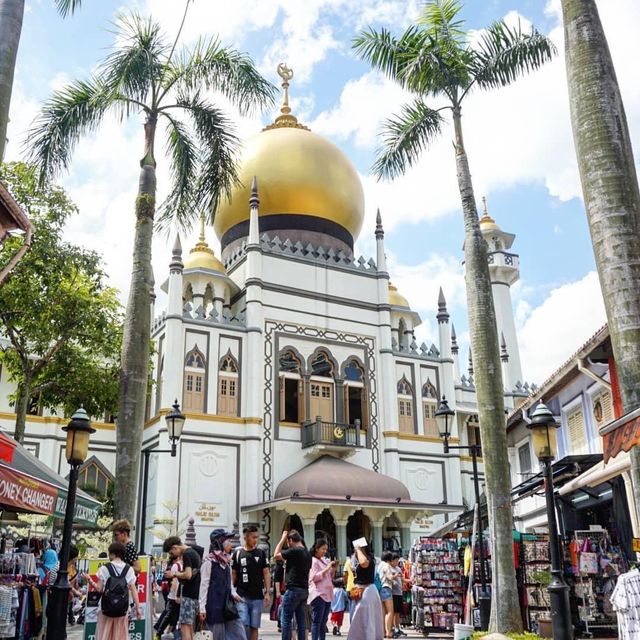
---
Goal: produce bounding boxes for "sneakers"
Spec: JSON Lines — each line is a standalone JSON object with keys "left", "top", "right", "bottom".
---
{"left": 333, "top": 626, "right": 342, "bottom": 636}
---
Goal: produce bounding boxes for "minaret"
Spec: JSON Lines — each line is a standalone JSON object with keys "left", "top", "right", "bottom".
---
{"left": 478, "top": 196, "right": 523, "bottom": 389}
{"left": 375, "top": 208, "right": 387, "bottom": 273}
{"left": 451, "top": 323, "right": 460, "bottom": 383}
{"left": 244, "top": 178, "right": 265, "bottom": 506}
{"left": 436, "top": 288, "right": 455, "bottom": 404}
{"left": 162, "top": 235, "right": 184, "bottom": 407}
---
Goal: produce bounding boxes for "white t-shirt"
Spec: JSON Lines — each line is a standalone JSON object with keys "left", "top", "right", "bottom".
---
{"left": 168, "top": 562, "right": 182, "bottom": 600}
{"left": 97, "top": 560, "right": 136, "bottom": 589}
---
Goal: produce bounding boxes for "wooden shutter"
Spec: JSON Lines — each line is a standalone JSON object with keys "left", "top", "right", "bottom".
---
{"left": 361, "top": 387, "right": 369, "bottom": 429}
{"left": 567, "top": 408, "right": 586, "bottom": 453}
{"left": 593, "top": 391, "right": 613, "bottom": 426}
{"left": 344, "top": 384, "right": 350, "bottom": 424}
{"left": 229, "top": 378, "right": 237, "bottom": 415}
{"left": 298, "top": 379, "right": 304, "bottom": 423}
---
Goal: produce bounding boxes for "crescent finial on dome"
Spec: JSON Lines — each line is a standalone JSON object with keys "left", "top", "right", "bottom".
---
{"left": 264, "top": 63, "right": 310, "bottom": 131}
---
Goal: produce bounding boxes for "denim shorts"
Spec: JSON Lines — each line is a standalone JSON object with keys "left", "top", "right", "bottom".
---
{"left": 237, "top": 598, "right": 263, "bottom": 629}
{"left": 380, "top": 587, "right": 393, "bottom": 601}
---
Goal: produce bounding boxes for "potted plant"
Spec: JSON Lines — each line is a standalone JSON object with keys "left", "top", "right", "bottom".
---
{"left": 532, "top": 571, "right": 552, "bottom": 638}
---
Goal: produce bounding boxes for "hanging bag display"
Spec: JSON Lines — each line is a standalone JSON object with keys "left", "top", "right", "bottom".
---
{"left": 578, "top": 539, "right": 598, "bottom": 575}
{"left": 194, "top": 618, "right": 213, "bottom": 640}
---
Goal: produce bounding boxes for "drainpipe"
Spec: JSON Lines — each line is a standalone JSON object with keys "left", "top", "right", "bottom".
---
{"left": 577, "top": 358, "right": 611, "bottom": 391}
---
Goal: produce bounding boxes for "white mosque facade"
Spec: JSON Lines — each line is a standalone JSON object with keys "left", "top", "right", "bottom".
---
{"left": 0, "top": 76, "right": 534, "bottom": 557}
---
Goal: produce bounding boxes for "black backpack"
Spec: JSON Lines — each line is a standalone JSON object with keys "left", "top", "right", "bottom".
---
{"left": 101, "top": 563, "right": 131, "bottom": 617}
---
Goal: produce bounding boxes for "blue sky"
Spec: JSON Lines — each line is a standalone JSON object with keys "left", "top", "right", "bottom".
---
{"left": 6, "top": 0, "right": 639, "bottom": 382}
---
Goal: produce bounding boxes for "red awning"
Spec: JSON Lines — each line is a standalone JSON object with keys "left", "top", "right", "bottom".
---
{"left": 602, "top": 414, "right": 640, "bottom": 463}
{"left": 0, "top": 432, "right": 16, "bottom": 463}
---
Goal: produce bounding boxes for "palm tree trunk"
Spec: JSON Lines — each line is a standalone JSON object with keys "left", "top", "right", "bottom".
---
{"left": 114, "top": 113, "right": 157, "bottom": 522}
{"left": 562, "top": 0, "right": 640, "bottom": 514}
{"left": 13, "top": 378, "right": 29, "bottom": 443}
{"left": 453, "top": 108, "right": 522, "bottom": 633}
{"left": 0, "top": 0, "right": 24, "bottom": 161}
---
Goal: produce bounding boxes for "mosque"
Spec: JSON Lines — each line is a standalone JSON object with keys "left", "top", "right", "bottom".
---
{"left": 0, "top": 67, "right": 533, "bottom": 556}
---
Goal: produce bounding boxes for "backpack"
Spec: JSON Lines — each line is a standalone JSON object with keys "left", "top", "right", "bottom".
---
{"left": 101, "top": 563, "right": 131, "bottom": 617}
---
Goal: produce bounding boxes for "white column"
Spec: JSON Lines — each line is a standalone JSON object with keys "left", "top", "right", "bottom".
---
{"left": 335, "top": 519, "right": 348, "bottom": 562}
{"left": 400, "top": 523, "right": 411, "bottom": 555}
{"left": 492, "top": 280, "right": 523, "bottom": 386}
{"left": 372, "top": 521, "right": 383, "bottom": 558}
{"left": 302, "top": 518, "right": 316, "bottom": 548}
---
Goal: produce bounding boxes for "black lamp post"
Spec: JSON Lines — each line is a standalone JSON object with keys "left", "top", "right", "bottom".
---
{"left": 46, "top": 407, "right": 95, "bottom": 640}
{"left": 435, "top": 395, "right": 491, "bottom": 631}
{"left": 139, "top": 399, "right": 185, "bottom": 551}
{"left": 527, "top": 402, "right": 573, "bottom": 640}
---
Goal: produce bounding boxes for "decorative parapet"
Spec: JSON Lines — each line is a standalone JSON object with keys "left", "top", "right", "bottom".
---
{"left": 182, "top": 301, "right": 246, "bottom": 326}
{"left": 487, "top": 251, "right": 519, "bottom": 269}
{"left": 392, "top": 336, "right": 441, "bottom": 360}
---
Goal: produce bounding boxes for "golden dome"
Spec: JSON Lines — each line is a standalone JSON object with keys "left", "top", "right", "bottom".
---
{"left": 479, "top": 195, "right": 500, "bottom": 231}
{"left": 184, "top": 217, "right": 226, "bottom": 273}
{"left": 214, "top": 65, "right": 364, "bottom": 243}
{"left": 388, "top": 282, "right": 410, "bottom": 308}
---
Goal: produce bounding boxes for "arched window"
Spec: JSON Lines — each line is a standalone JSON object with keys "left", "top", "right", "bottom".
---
{"left": 279, "top": 349, "right": 303, "bottom": 424}
{"left": 422, "top": 378, "right": 438, "bottom": 436}
{"left": 184, "top": 283, "right": 194, "bottom": 303}
{"left": 309, "top": 350, "right": 335, "bottom": 422}
{"left": 218, "top": 350, "right": 239, "bottom": 417}
{"left": 397, "top": 375, "right": 414, "bottom": 434}
{"left": 77, "top": 456, "right": 114, "bottom": 499}
{"left": 343, "top": 358, "right": 368, "bottom": 429}
{"left": 398, "top": 318, "right": 408, "bottom": 350}
{"left": 183, "top": 346, "right": 206, "bottom": 413}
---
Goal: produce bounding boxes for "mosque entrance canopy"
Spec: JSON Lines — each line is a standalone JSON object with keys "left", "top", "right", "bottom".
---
{"left": 241, "top": 455, "right": 463, "bottom": 522}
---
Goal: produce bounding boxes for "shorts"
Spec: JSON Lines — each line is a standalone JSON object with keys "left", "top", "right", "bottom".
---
{"left": 380, "top": 587, "right": 393, "bottom": 602}
{"left": 393, "top": 595, "right": 404, "bottom": 614}
{"left": 178, "top": 596, "right": 199, "bottom": 627}
{"left": 330, "top": 611, "right": 345, "bottom": 626}
{"left": 237, "top": 598, "right": 263, "bottom": 629}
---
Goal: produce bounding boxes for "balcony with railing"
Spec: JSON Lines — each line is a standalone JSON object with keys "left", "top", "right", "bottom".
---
{"left": 301, "top": 417, "right": 369, "bottom": 454}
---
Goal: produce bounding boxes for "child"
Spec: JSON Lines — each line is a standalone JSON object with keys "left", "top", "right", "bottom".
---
{"left": 330, "top": 577, "right": 349, "bottom": 636}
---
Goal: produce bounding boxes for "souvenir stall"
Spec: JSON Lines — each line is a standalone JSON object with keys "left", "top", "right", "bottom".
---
{"left": 411, "top": 537, "right": 464, "bottom": 634}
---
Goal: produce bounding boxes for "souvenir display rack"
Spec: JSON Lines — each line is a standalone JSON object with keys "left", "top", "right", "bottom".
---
{"left": 571, "top": 529, "right": 621, "bottom": 637}
{"left": 518, "top": 534, "right": 551, "bottom": 633}
{"left": 411, "top": 537, "right": 463, "bottom": 634}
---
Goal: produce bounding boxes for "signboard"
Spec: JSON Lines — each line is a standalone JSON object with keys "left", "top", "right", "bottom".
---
{"left": 632, "top": 538, "right": 640, "bottom": 553}
{"left": 83, "top": 555, "right": 152, "bottom": 640}
{"left": 0, "top": 463, "right": 100, "bottom": 525}
{"left": 0, "top": 465, "right": 58, "bottom": 515}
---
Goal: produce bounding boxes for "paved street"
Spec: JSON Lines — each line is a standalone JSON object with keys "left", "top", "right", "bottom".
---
{"left": 65, "top": 614, "right": 445, "bottom": 639}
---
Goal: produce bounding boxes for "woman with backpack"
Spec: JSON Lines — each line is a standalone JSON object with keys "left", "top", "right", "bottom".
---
{"left": 85, "top": 541, "right": 142, "bottom": 640}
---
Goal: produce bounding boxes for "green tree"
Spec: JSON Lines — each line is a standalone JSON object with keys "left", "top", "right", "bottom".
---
{"left": 353, "top": 1, "right": 554, "bottom": 631}
{"left": 561, "top": 0, "right": 640, "bottom": 510}
{"left": 27, "top": 12, "right": 274, "bottom": 521}
{"left": 0, "top": 0, "right": 82, "bottom": 161}
{"left": 0, "top": 162, "right": 122, "bottom": 442}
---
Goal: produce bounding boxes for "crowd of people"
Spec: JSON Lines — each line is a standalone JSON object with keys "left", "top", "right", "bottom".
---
{"left": 81, "top": 519, "right": 410, "bottom": 640}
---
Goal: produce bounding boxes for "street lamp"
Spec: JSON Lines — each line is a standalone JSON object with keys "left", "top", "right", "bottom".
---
{"left": 527, "top": 402, "right": 573, "bottom": 640}
{"left": 139, "top": 399, "right": 186, "bottom": 551}
{"left": 435, "top": 396, "right": 491, "bottom": 631}
{"left": 46, "top": 407, "right": 95, "bottom": 640}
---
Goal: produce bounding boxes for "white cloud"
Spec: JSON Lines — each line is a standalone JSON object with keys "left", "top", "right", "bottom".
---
{"left": 309, "top": 1, "right": 640, "bottom": 230}
{"left": 517, "top": 271, "right": 607, "bottom": 383}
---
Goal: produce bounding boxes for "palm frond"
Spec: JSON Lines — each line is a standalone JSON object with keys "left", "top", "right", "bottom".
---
{"left": 156, "top": 94, "right": 240, "bottom": 231}
{"left": 25, "top": 77, "right": 119, "bottom": 185}
{"left": 470, "top": 20, "right": 556, "bottom": 91}
{"left": 102, "top": 12, "right": 167, "bottom": 104}
{"left": 353, "top": 27, "right": 407, "bottom": 82}
{"left": 156, "top": 114, "right": 199, "bottom": 228}
{"left": 54, "top": 0, "right": 82, "bottom": 17}
{"left": 373, "top": 99, "right": 444, "bottom": 180}
{"left": 163, "top": 37, "right": 275, "bottom": 115}
{"left": 419, "top": 0, "right": 465, "bottom": 43}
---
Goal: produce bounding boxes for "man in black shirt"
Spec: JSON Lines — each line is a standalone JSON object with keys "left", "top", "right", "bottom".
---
{"left": 232, "top": 525, "right": 272, "bottom": 640}
{"left": 163, "top": 535, "right": 201, "bottom": 640}
{"left": 275, "top": 530, "right": 312, "bottom": 640}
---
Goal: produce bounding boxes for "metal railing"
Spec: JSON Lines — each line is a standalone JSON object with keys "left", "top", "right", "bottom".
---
{"left": 301, "top": 417, "right": 368, "bottom": 449}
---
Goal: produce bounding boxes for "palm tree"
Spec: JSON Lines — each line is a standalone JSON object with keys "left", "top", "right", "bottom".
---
{"left": 561, "top": 0, "right": 640, "bottom": 511}
{"left": 354, "top": 0, "right": 554, "bottom": 632}
{"left": 0, "top": 0, "right": 83, "bottom": 161}
{"left": 27, "top": 12, "right": 274, "bottom": 521}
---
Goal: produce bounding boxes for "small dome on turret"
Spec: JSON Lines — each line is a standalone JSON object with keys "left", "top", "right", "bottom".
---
{"left": 184, "top": 218, "right": 225, "bottom": 274}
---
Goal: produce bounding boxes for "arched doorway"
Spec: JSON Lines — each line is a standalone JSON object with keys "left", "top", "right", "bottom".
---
{"left": 382, "top": 514, "right": 401, "bottom": 553}
{"left": 315, "top": 509, "right": 337, "bottom": 557}
{"left": 346, "top": 510, "right": 372, "bottom": 554}
{"left": 282, "top": 513, "right": 304, "bottom": 540}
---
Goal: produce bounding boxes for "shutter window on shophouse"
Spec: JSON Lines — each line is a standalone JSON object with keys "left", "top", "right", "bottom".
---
{"left": 567, "top": 407, "right": 587, "bottom": 454}
{"left": 592, "top": 390, "right": 614, "bottom": 428}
